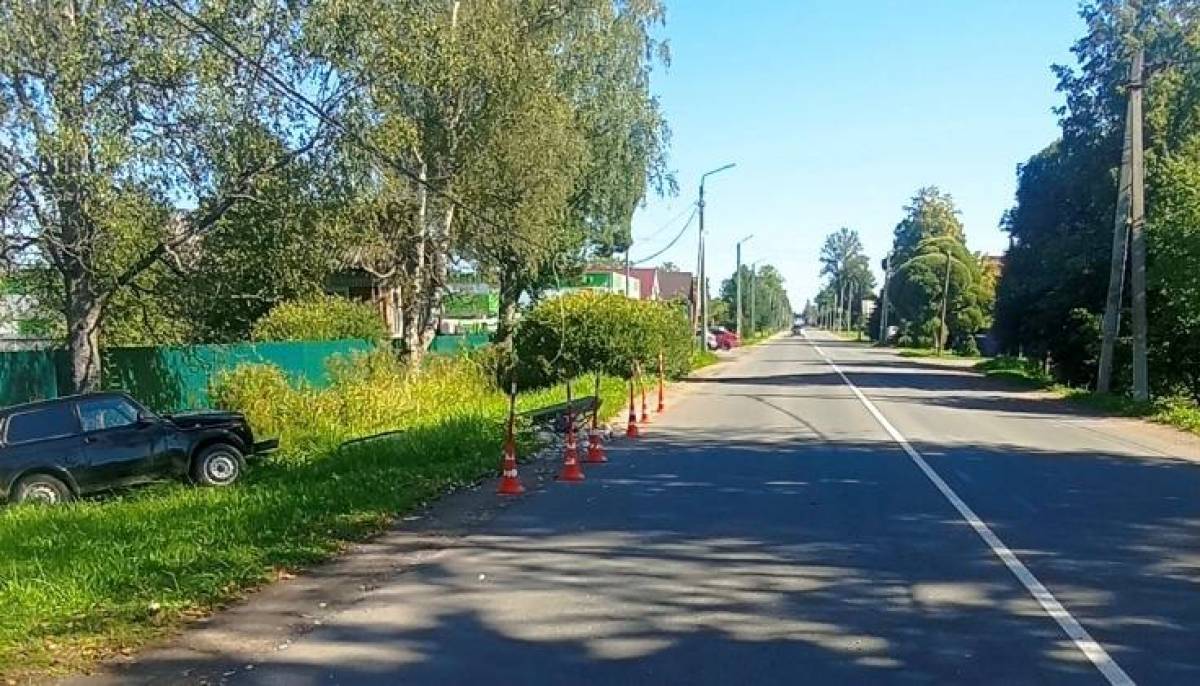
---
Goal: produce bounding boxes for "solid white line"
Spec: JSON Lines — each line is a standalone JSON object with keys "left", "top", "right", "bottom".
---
{"left": 803, "top": 333, "right": 1134, "bottom": 686}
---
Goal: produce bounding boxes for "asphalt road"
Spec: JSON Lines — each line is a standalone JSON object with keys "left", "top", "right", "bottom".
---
{"left": 87, "top": 331, "right": 1200, "bottom": 685}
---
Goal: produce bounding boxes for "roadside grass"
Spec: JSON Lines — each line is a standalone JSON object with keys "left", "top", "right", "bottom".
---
{"left": 974, "top": 356, "right": 1200, "bottom": 436}
{"left": 0, "top": 352, "right": 632, "bottom": 680}
{"left": 974, "top": 356, "right": 1053, "bottom": 388}
{"left": 828, "top": 329, "right": 864, "bottom": 342}
{"left": 898, "top": 347, "right": 980, "bottom": 360}
{"left": 739, "top": 331, "right": 775, "bottom": 347}
{"left": 690, "top": 348, "right": 719, "bottom": 369}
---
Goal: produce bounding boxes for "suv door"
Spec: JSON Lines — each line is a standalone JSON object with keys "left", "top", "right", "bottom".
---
{"left": 76, "top": 397, "right": 167, "bottom": 487}
{"left": 2, "top": 403, "right": 87, "bottom": 490}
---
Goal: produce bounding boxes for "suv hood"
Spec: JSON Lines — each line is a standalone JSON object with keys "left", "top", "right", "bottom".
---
{"left": 164, "top": 411, "right": 245, "bottom": 430}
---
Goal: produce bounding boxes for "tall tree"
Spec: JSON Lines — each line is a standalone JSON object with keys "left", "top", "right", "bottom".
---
{"left": 818, "top": 227, "right": 876, "bottom": 329}
{"left": 996, "top": 0, "right": 1200, "bottom": 393}
{"left": 0, "top": 0, "right": 334, "bottom": 391}
{"left": 887, "top": 188, "right": 989, "bottom": 352}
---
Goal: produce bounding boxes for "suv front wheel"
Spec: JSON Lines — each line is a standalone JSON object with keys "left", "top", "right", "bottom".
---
{"left": 13, "top": 474, "right": 73, "bottom": 505}
{"left": 191, "top": 444, "right": 244, "bottom": 487}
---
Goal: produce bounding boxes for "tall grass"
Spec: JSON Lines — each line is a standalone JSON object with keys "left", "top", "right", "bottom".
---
{"left": 0, "top": 350, "right": 627, "bottom": 679}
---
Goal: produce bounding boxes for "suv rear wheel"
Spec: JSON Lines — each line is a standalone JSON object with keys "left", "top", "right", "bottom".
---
{"left": 191, "top": 444, "right": 244, "bottom": 487}
{"left": 13, "top": 474, "right": 73, "bottom": 505}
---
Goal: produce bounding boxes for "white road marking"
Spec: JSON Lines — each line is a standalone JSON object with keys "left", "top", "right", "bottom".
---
{"left": 803, "top": 333, "right": 1134, "bottom": 686}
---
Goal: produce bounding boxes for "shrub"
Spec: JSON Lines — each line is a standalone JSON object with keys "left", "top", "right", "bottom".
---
{"left": 513, "top": 291, "right": 693, "bottom": 389}
{"left": 4, "top": 349, "right": 629, "bottom": 679}
{"left": 251, "top": 295, "right": 388, "bottom": 342}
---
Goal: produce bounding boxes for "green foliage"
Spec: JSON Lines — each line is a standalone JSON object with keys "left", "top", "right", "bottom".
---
{"left": 513, "top": 291, "right": 692, "bottom": 388}
{"left": 0, "top": 352, "right": 629, "bottom": 679}
{"left": 974, "top": 356, "right": 1054, "bottom": 388}
{"left": 718, "top": 263, "right": 794, "bottom": 334}
{"left": 885, "top": 189, "right": 991, "bottom": 349}
{"left": 251, "top": 296, "right": 387, "bottom": 343}
{"left": 813, "top": 228, "right": 875, "bottom": 332}
{"left": 996, "top": 1, "right": 1200, "bottom": 399}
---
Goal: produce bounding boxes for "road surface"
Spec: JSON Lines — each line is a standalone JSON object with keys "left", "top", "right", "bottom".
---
{"left": 78, "top": 331, "right": 1200, "bottom": 685}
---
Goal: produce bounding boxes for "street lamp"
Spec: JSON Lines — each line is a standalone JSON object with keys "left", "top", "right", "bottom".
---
{"left": 697, "top": 163, "right": 736, "bottom": 348}
{"left": 736, "top": 234, "right": 754, "bottom": 336}
{"left": 748, "top": 259, "right": 762, "bottom": 338}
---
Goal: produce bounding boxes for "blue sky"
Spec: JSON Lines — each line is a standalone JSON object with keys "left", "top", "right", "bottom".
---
{"left": 629, "top": 1, "right": 1087, "bottom": 307}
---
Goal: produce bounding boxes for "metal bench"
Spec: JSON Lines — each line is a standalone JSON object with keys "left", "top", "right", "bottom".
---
{"left": 522, "top": 396, "right": 601, "bottom": 433}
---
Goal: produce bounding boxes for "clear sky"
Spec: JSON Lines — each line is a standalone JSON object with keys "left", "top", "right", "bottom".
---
{"left": 629, "top": 0, "right": 1087, "bottom": 308}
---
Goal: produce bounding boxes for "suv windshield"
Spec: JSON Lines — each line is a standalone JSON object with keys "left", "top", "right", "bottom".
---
{"left": 78, "top": 397, "right": 141, "bottom": 432}
{"left": 4, "top": 404, "right": 79, "bottom": 444}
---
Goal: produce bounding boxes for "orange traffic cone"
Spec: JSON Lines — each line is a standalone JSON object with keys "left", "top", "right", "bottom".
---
{"left": 585, "top": 427, "right": 608, "bottom": 464}
{"left": 497, "top": 437, "right": 526, "bottom": 496}
{"left": 558, "top": 423, "right": 585, "bottom": 482}
{"left": 625, "top": 380, "right": 640, "bottom": 438}
{"left": 640, "top": 377, "right": 651, "bottom": 424}
{"left": 657, "top": 352, "right": 666, "bottom": 413}
{"left": 497, "top": 381, "right": 525, "bottom": 495}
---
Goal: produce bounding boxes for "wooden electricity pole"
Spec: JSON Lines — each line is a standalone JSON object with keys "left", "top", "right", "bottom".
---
{"left": 1096, "top": 46, "right": 1148, "bottom": 400}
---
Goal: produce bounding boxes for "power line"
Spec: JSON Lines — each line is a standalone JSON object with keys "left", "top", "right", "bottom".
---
{"left": 634, "top": 203, "right": 696, "bottom": 242}
{"left": 631, "top": 207, "right": 698, "bottom": 265}
{"left": 152, "top": 0, "right": 630, "bottom": 268}
{"left": 152, "top": 0, "right": 526, "bottom": 246}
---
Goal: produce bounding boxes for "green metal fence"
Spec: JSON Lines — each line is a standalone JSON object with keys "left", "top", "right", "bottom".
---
{"left": 0, "top": 339, "right": 376, "bottom": 412}
{"left": 428, "top": 333, "right": 492, "bottom": 355}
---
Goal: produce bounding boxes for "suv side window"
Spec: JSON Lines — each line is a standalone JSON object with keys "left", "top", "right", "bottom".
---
{"left": 78, "top": 397, "right": 140, "bottom": 433}
{"left": 4, "top": 404, "right": 80, "bottom": 444}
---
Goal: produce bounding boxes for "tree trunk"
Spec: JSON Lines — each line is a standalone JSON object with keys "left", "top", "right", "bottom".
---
{"left": 494, "top": 265, "right": 521, "bottom": 346}
{"left": 419, "top": 204, "right": 455, "bottom": 350}
{"left": 65, "top": 270, "right": 103, "bottom": 393}
{"left": 403, "top": 163, "right": 429, "bottom": 360}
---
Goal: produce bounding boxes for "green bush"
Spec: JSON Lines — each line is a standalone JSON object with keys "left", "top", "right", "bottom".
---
{"left": 513, "top": 291, "right": 692, "bottom": 389}
{"left": 251, "top": 295, "right": 388, "bottom": 342}
{"left": 2, "top": 351, "right": 628, "bottom": 679}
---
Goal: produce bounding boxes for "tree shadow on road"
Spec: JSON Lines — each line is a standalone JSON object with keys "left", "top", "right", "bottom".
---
{"left": 79, "top": 427, "right": 1200, "bottom": 686}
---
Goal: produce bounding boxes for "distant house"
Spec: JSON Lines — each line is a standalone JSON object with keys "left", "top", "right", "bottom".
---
{"left": 578, "top": 267, "right": 642, "bottom": 299}
{"left": 658, "top": 270, "right": 695, "bottom": 303}
{"left": 657, "top": 269, "right": 697, "bottom": 325}
{"left": 0, "top": 275, "right": 56, "bottom": 351}
{"left": 628, "top": 268, "right": 661, "bottom": 301}
{"left": 325, "top": 269, "right": 403, "bottom": 339}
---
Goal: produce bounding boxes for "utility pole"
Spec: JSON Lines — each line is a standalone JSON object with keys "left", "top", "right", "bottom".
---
{"left": 1128, "top": 46, "right": 1149, "bottom": 402}
{"left": 697, "top": 164, "right": 736, "bottom": 347}
{"left": 1097, "top": 47, "right": 1140, "bottom": 394}
{"left": 835, "top": 289, "right": 844, "bottom": 333}
{"left": 735, "top": 235, "right": 753, "bottom": 335}
{"left": 624, "top": 248, "right": 631, "bottom": 298}
{"left": 749, "top": 264, "right": 757, "bottom": 338}
{"left": 937, "top": 249, "right": 952, "bottom": 356}
{"left": 879, "top": 254, "right": 892, "bottom": 344}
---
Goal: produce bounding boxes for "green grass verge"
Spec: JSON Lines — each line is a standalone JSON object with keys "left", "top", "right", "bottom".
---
{"left": 975, "top": 357, "right": 1200, "bottom": 436}
{"left": 898, "top": 347, "right": 980, "bottom": 360}
{"left": 690, "top": 348, "right": 719, "bottom": 370}
{"left": 0, "top": 356, "right": 631, "bottom": 679}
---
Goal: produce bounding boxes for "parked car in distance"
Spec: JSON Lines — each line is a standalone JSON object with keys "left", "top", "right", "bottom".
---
{"left": 710, "top": 326, "right": 740, "bottom": 350}
{"left": 0, "top": 392, "right": 278, "bottom": 505}
{"left": 697, "top": 329, "right": 718, "bottom": 350}
{"left": 792, "top": 322, "right": 805, "bottom": 335}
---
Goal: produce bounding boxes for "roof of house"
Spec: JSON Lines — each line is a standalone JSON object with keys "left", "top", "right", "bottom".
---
{"left": 658, "top": 270, "right": 694, "bottom": 301}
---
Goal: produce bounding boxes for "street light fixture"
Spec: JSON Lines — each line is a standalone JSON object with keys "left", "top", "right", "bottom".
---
{"left": 736, "top": 234, "right": 754, "bottom": 336}
{"left": 697, "top": 163, "right": 736, "bottom": 349}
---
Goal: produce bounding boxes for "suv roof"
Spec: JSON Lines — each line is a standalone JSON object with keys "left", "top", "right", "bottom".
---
{"left": 0, "top": 391, "right": 133, "bottom": 419}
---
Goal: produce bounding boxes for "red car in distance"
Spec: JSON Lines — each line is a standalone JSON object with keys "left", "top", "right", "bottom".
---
{"left": 709, "top": 326, "right": 740, "bottom": 350}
